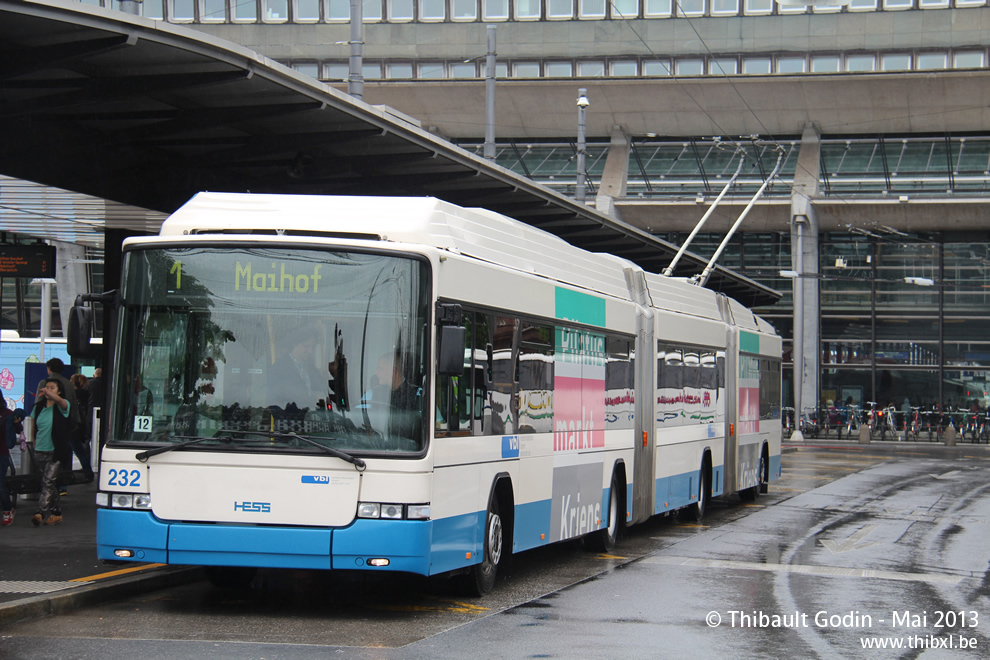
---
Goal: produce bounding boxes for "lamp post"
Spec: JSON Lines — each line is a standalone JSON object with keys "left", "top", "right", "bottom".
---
{"left": 792, "top": 214, "right": 808, "bottom": 441}
{"left": 576, "top": 88, "right": 589, "bottom": 202}
{"left": 484, "top": 26, "right": 497, "bottom": 160}
{"left": 348, "top": 0, "right": 364, "bottom": 100}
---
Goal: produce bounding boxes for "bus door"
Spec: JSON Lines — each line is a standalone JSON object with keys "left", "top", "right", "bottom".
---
{"left": 718, "top": 295, "right": 740, "bottom": 495}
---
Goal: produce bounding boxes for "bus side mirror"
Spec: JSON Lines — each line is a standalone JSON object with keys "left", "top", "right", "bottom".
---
{"left": 437, "top": 325, "right": 466, "bottom": 376}
{"left": 67, "top": 302, "right": 94, "bottom": 358}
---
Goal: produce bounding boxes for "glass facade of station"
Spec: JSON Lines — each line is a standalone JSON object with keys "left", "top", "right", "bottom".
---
{"left": 458, "top": 135, "right": 990, "bottom": 200}
{"left": 9, "top": 1, "right": 990, "bottom": 421}
{"left": 5, "top": 134, "right": 990, "bottom": 413}
{"left": 452, "top": 136, "right": 990, "bottom": 414}
{"left": 655, "top": 231, "right": 990, "bottom": 416}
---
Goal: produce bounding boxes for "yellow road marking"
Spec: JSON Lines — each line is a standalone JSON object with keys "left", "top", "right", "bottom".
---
{"left": 375, "top": 598, "right": 490, "bottom": 614}
{"left": 71, "top": 563, "right": 166, "bottom": 582}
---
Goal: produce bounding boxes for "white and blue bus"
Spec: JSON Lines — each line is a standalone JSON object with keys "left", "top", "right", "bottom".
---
{"left": 76, "top": 192, "right": 780, "bottom": 594}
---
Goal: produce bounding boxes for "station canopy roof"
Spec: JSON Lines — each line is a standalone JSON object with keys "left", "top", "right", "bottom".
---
{"left": 0, "top": 0, "right": 779, "bottom": 306}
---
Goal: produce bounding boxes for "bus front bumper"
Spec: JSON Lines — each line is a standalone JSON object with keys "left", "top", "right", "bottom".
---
{"left": 96, "top": 508, "right": 433, "bottom": 575}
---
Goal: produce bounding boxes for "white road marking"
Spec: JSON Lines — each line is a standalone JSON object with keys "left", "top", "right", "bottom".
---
{"left": 645, "top": 555, "right": 962, "bottom": 585}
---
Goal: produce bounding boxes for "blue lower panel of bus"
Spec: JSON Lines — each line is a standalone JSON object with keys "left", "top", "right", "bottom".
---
{"left": 428, "top": 509, "right": 484, "bottom": 575}
{"left": 770, "top": 453, "right": 781, "bottom": 482}
{"left": 655, "top": 468, "right": 704, "bottom": 515}
{"left": 511, "top": 499, "right": 553, "bottom": 553}
{"left": 169, "top": 523, "right": 333, "bottom": 570}
{"left": 332, "top": 518, "right": 431, "bottom": 574}
{"left": 97, "top": 509, "right": 431, "bottom": 574}
{"left": 96, "top": 508, "right": 170, "bottom": 564}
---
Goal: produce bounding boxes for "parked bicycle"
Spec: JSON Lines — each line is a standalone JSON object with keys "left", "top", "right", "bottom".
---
{"left": 824, "top": 403, "right": 842, "bottom": 439}
{"left": 865, "top": 401, "right": 879, "bottom": 440}
{"left": 922, "top": 408, "right": 938, "bottom": 442}
{"left": 837, "top": 404, "right": 860, "bottom": 441}
{"left": 800, "top": 407, "right": 820, "bottom": 438}
{"left": 906, "top": 406, "right": 921, "bottom": 442}
{"left": 782, "top": 406, "right": 794, "bottom": 439}
{"left": 876, "top": 403, "right": 898, "bottom": 441}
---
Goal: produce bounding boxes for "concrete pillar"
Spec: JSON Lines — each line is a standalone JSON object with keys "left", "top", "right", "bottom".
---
{"left": 53, "top": 240, "right": 90, "bottom": 336}
{"left": 595, "top": 126, "right": 629, "bottom": 219}
{"left": 791, "top": 123, "right": 821, "bottom": 421}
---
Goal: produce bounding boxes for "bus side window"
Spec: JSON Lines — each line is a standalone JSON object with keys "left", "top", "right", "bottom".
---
{"left": 436, "top": 310, "right": 473, "bottom": 436}
{"left": 518, "top": 321, "right": 554, "bottom": 434}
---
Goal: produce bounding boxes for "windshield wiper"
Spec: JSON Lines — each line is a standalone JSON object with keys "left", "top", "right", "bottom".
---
{"left": 219, "top": 429, "right": 367, "bottom": 472}
{"left": 135, "top": 433, "right": 235, "bottom": 462}
{"left": 135, "top": 429, "right": 367, "bottom": 471}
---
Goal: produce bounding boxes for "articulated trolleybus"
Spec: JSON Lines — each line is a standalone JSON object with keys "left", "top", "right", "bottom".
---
{"left": 76, "top": 192, "right": 780, "bottom": 594}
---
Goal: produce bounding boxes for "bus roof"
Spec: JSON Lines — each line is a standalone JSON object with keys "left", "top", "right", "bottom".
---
{"left": 159, "top": 193, "right": 771, "bottom": 329}
{"left": 161, "top": 192, "right": 636, "bottom": 301}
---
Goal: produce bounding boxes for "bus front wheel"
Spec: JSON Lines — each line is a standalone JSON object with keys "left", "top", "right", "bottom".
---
{"left": 462, "top": 495, "right": 503, "bottom": 597}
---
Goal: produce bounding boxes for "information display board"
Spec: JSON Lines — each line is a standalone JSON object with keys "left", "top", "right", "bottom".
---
{"left": 0, "top": 245, "right": 56, "bottom": 278}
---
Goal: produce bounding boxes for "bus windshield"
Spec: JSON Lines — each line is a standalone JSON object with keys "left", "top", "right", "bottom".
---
{"left": 112, "top": 245, "right": 430, "bottom": 455}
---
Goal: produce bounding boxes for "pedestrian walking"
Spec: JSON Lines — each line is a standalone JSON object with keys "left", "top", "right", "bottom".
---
{"left": 30, "top": 378, "right": 72, "bottom": 526}
{"left": 0, "top": 407, "right": 22, "bottom": 525}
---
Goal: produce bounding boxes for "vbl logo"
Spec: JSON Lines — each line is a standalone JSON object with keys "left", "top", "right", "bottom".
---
{"left": 502, "top": 435, "right": 520, "bottom": 458}
{"left": 234, "top": 501, "right": 271, "bottom": 513}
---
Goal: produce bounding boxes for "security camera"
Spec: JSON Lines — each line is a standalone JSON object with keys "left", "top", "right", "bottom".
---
{"left": 576, "top": 95, "right": 590, "bottom": 108}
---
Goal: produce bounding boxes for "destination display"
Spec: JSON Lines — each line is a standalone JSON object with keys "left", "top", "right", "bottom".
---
{"left": 0, "top": 245, "right": 55, "bottom": 278}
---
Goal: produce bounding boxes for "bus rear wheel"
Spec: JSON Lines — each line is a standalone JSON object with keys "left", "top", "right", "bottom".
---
{"left": 462, "top": 495, "right": 503, "bottom": 597}
{"left": 740, "top": 450, "right": 766, "bottom": 501}
{"left": 585, "top": 473, "right": 622, "bottom": 552}
{"left": 679, "top": 465, "right": 709, "bottom": 522}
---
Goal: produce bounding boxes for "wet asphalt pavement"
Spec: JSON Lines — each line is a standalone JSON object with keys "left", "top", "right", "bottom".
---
{"left": 2, "top": 440, "right": 989, "bottom": 658}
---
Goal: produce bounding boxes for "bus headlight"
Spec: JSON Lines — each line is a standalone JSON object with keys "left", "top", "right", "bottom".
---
{"left": 111, "top": 493, "right": 133, "bottom": 508}
{"left": 357, "top": 502, "right": 380, "bottom": 519}
{"left": 98, "top": 492, "right": 152, "bottom": 510}
{"left": 406, "top": 504, "right": 431, "bottom": 520}
{"left": 357, "top": 503, "right": 431, "bottom": 520}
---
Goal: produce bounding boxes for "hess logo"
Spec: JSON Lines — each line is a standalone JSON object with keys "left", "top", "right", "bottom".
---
{"left": 233, "top": 501, "right": 271, "bottom": 513}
